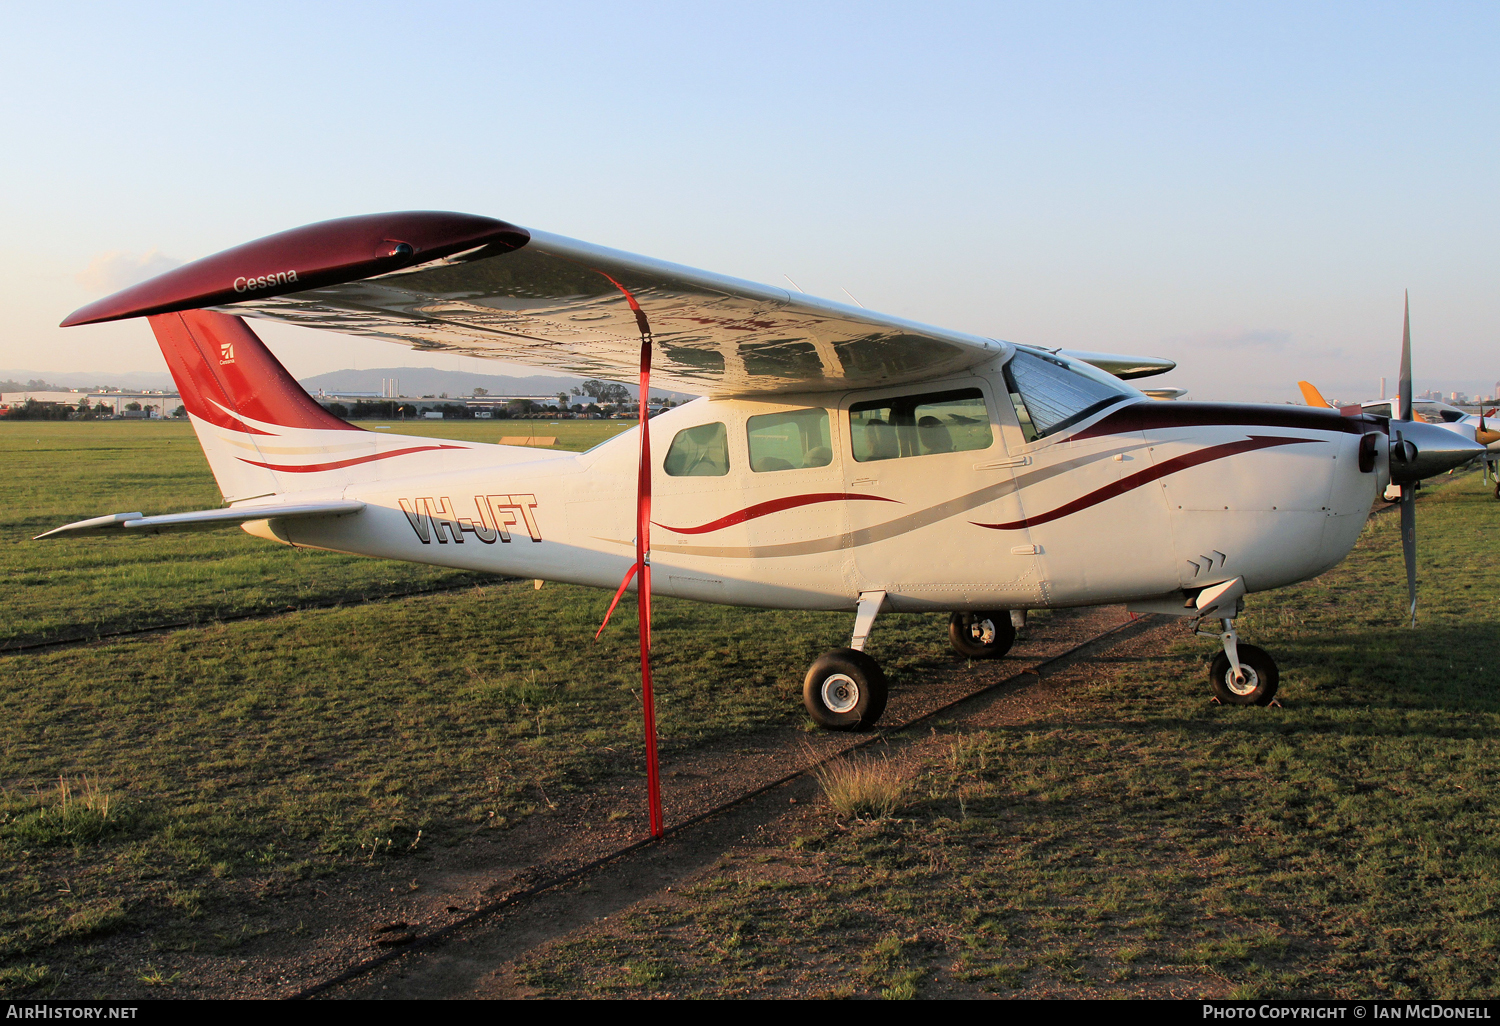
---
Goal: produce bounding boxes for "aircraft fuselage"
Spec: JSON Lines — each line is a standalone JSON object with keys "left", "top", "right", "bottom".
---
{"left": 246, "top": 356, "right": 1383, "bottom": 614}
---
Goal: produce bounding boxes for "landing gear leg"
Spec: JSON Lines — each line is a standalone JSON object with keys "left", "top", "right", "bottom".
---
{"left": 803, "top": 591, "right": 889, "bottom": 731}
{"left": 1198, "top": 616, "right": 1279, "bottom": 706}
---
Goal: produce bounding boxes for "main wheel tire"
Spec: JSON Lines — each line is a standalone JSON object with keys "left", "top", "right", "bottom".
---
{"left": 948, "top": 611, "right": 1018, "bottom": 659}
{"left": 803, "top": 648, "right": 888, "bottom": 731}
{"left": 1208, "top": 643, "right": 1279, "bottom": 706}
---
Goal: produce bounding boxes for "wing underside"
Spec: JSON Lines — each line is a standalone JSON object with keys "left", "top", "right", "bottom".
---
{"left": 63, "top": 211, "right": 1173, "bottom": 397}
{"left": 218, "top": 229, "right": 1006, "bottom": 397}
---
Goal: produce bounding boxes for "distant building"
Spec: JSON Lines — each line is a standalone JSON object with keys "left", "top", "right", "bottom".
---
{"left": 0, "top": 389, "right": 181, "bottom": 417}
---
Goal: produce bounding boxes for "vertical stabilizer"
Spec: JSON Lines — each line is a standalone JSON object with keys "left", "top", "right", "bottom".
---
{"left": 148, "top": 310, "right": 359, "bottom": 501}
{"left": 147, "top": 310, "right": 491, "bottom": 503}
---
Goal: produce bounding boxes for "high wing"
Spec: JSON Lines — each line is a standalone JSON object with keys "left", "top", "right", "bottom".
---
{"left": 62, "top": 211, "right": 1170, "bottom": 396}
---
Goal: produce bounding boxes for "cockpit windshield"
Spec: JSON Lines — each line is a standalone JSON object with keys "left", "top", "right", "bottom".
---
{"left": 1002, "top": 348, "right": 1139, "bottom": 443}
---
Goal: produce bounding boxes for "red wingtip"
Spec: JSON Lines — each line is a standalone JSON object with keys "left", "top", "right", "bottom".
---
{"left": 62, "top": 211, "right": 529, "bottom": 327}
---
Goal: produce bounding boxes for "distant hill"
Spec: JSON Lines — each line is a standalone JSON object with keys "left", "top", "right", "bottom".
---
{"left": 297, "top": 367, "right": 696, "bottom": 401}
{"left": 0, "top": 370, "right": 176, "bottom": 391}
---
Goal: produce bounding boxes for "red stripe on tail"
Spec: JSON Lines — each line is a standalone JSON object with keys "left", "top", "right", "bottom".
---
{"left": 147, "top": 310, "right": 359, "bottom": 434}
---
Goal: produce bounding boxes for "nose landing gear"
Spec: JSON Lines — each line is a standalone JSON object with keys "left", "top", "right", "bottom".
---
{"left": 1200, "top": 616, "right": 1280, "bottom": 706}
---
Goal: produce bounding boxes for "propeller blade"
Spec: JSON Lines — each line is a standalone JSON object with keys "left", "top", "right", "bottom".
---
{"left": 1398, "top": 292, "right": 1413, "bottom": 423}
{"left": 1400, "top": 481, "right": 1418, "bottom": 628}
{"left": 1298, "top": 381, "right": 1334, "bottom": 408}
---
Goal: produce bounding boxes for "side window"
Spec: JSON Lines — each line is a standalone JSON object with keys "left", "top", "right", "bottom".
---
{"left": 849, "top": 388, "right": 992, "bottom": 463}
{"left": 747, "top": 408, "right": 832, "bottom": 473}
{"left": 663, "top": 422, "right": 729, "bottom": 476}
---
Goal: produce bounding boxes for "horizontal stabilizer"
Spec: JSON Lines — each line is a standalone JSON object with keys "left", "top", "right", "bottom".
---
{"left": 34, "top": 501, "right": 365, "bottom": 540}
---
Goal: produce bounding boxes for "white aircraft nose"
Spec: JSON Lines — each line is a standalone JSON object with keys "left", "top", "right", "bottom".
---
{"left": 1389, "top": 419, "right": 1486, "bottom": 483}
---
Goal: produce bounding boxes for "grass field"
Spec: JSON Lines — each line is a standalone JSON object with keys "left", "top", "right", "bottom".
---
{"left": 0, "top": 420, "right": 632, "bottom": 648}
{"left": 4, "top": 420, "right": 1498, "bottom": 998}
{"left": 515, "top": 471, "right": 1500, "bottom": 999}
{"left": 0, "top": 418, "right": 952, "bottom": 995}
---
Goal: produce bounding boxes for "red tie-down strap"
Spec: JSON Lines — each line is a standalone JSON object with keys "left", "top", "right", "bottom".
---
{"left": 592, "top": 274, "right": 663, "bottom": 839}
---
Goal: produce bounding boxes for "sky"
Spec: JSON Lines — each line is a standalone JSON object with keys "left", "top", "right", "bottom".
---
{"left": 2, "top": 1, "right": 1497, "bottom": 402}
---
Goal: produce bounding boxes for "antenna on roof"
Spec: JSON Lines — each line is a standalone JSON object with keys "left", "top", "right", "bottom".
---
{"left": 782, "top": 274, "right": 805, "bottom": 293}
{"left": 841, "top": 287, "right": 866, "bottom": 308}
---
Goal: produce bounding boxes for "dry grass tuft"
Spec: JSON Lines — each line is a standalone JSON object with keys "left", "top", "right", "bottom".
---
{"left": 817, "top": 753, "right": 911, "bottom": 820}
{"left": 0, "top": 775, "right": 122, "bottom": 848}
{"left": 52, "top": 775, "right": 112, "bottom": 820}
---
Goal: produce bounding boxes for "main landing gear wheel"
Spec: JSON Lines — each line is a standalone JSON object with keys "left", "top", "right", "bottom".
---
{"left": 1209, "top": 644, "right": 1279, "bottom": 706}
{"left": 803, "top": 648, "right": 888, "bottom": 731}
{"left": 948, "top": 611, "right": 1018, "bottom": 659}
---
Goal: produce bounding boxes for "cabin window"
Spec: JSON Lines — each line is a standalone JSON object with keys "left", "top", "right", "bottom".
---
{"left": 849, "top": 388, "right": 992, "bottom": 462}
{"left": 663, "top": 422, "right": 730, "bottom": 476}
{"left": 1002, "top": 349, "right": 1135, "bottom": 442}
{"left": 747, "top": 408, "right": 833, "bottom": 472}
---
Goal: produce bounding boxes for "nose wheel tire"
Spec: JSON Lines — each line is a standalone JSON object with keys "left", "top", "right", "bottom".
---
{"left": 803, "top": 649, "right": 888, "bottom": 731}
{"left": 1208, "top": 644, "right": 1279, "bottom": 706}
{"left": 948, "top": 611, "right": 1018, "bottom": 659}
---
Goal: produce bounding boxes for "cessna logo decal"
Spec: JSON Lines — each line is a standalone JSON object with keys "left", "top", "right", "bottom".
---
{"left": 218, "top": 341, "right": 235, "bottom": 365}
{"left": 233, "top": 269, "right": 300, "bottom": 293}
{"left": 399, "top": 494, "right": 541, "bottom": 544}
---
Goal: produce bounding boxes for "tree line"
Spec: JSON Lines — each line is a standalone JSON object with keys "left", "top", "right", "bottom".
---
{"left": 1, "top": 398, "right": 186, "bottom": 420}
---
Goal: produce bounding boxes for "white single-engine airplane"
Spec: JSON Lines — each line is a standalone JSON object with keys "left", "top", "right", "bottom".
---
{"left": 42, "top": 212, "right": 1483, "bottom": 731}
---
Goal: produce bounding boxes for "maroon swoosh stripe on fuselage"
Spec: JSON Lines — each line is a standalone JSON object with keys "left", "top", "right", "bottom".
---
{"left": 237, "top": 444, "right": 468, "bottom": 473}
{"left": 972, "top": 435, "right": 1318, "bottom": 531}
{"left": 654, "top": 492, "right": 899, "bottom": 535}
{"left": 1071, "top": 400, "right": 1363, "bottom": 441}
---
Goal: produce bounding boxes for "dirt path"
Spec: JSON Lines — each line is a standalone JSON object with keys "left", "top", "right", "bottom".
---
{"left": 288, "top": 606, "right": 1183, "bottom": 1000}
